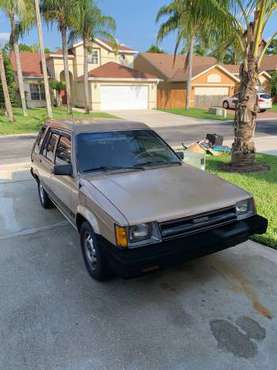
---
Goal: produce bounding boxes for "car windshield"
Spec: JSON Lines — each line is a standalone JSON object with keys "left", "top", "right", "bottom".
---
{"left": 77, "top": 130, "right": 181, "bottom": 173}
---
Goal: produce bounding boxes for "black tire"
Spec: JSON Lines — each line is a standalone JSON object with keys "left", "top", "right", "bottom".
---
{"left": 223, "top": 101, "right": 229, "bottom": 109}
{"left": 259, "top": 109, "right": 266, "bottom": 113}
{"left": 38, "top": 181, "right": 54, "bottom": 209}
{"left": 80, "top": 221, "right": 111, "bottom": 281}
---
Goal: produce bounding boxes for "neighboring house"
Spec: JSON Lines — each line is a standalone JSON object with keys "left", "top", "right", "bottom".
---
{"left": 11, "top": 38, "right": 159, "bottom": 111}
{"left": 47, "top": 38, "right": 159, "bottom": 110}
{"left": 134, "top": 53, "right": 240, "bottom": 109}
{"left": 10, "top": 52, "right": 46, "bottom": 109}
{"left": 222, "top": 64, "right": 272, "bottom": 92}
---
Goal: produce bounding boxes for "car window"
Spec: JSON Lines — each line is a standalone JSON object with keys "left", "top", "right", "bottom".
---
{"left": 77, "top": 130, "right": 180, "bottom": 173}
{"left": 44, "top": 132, "right": 59, "bottom": 163}
{"left": 259, "top": 94, "right": 271, "bottom": 99}
{"left": 55, "top": 135, "right": 72, "bottom": 165}
{"left": 33, "top": 126, "right": 46, "bottom": 154}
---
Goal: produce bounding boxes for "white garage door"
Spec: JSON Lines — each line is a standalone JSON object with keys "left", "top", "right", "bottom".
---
{"left": 194, "top": 87, "right": 229, "bottom": 96}
{"left": 100, "top": 85, "right": 148, "bottom": 110}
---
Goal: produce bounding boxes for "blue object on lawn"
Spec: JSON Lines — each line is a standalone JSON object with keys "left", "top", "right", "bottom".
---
{"left": 212, "top": 145, "right": 231, "bottom": 153}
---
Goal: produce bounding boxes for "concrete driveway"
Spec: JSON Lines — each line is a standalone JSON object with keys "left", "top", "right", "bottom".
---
{"left": 1, "top": 162, "right": 277, "bottom": 370}
{"left": 112, "top": 109, "right": 215, "bottom": 127}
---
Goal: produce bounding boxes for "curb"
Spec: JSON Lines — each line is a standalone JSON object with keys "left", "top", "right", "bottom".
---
{"left": 0, "top": 132, "right": 37, "bottom": 139}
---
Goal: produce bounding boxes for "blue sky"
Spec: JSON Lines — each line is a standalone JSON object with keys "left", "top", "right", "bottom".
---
{"left": 0, "top": 0, "right": 276, "bottom": 53}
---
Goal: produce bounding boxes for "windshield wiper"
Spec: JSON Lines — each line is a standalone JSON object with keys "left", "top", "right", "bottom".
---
{"left": 83, "top": 165, "right": 145, "bottom": 173}
{"left": 138, "top": 160, "right": 182, "bottom": 168}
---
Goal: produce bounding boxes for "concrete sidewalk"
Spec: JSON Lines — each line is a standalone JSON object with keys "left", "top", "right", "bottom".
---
{"left": 224, "top": 136, "right": 277, "bottom": 156}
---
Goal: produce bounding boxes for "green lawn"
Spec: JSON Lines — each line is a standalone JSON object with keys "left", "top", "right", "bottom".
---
{"left": 0, "top": 107, "right": 118, "bottom": 135}
{"left": 207, "top": 154, "right": 277, "bottom": 249}
{"left": 271, "top": 104, "right": 277, "bottom": 112}
{"left": 159, "top": 107, "right": 233, "bottom": 121}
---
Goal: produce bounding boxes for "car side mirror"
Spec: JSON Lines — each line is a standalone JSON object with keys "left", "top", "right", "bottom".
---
{"left": 176, "top": 151, "right": 184, "bottom": 160}
{"left": 53, "top": 164, "right": 73, "bottom": 176}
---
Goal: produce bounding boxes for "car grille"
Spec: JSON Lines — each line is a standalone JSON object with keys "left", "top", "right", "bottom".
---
{"left": 160, "top": 206, "right": 237, "bottom": 240}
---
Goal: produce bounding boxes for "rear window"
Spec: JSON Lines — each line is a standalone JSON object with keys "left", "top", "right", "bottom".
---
{"left": 259, "top": 94, "right": 271, "bottom": 99}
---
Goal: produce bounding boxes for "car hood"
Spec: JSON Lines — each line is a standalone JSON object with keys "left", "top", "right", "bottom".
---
{"left": 84, "top": 164, "right": 250, "bottom": 225}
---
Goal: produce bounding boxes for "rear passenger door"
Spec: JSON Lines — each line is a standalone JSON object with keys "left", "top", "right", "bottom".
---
{"left": 39, "top": 129, "right": 59, "bottom": 197}
{"left": 51, "top": 133, "right": 77, "bottom": 221}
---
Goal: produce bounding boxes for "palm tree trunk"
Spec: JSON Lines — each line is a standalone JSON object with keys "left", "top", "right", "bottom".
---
{"left": 34, "top": 0, "right": 53, "bottom": 119}
{"left": 231, "top": 27, "right": 258, "bottom": 167}
{"left": 185, "top": 37, "right": 194, "bottom": 110}
{"left": 0, "top": 52, "right": 14, "bottom": 122}
{"left": 10, "top": 13, "right": 28, "bottom": 116}
{"left": 61, "top": 26, "right": 72, "bottom": 114}
{"left": 83, "top": 39, "right": 90, "bottom": 114}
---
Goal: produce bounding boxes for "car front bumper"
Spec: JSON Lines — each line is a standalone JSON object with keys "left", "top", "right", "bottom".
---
{"left": 99, "top": 215, "right": 268, "bottom": 278}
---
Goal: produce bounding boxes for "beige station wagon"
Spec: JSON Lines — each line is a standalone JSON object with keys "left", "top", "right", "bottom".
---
{"left": 31, "top": 120, "right": 267, "bottom": 281}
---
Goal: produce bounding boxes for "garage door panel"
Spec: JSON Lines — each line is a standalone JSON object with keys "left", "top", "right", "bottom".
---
{"left": 100, "top": 85, "right": 148, "bottom": 110}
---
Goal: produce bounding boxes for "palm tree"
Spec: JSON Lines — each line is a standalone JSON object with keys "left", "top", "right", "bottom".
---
{"left": 70, "top": 0, "right": 116, "bottom": 113}
{"left": 1, "top": 0, "right": 33, "bottom": 117}
{"left": 34, "top": 0, "right": 53, "bottom": 119}
{"left": 41, "top": 0, "right": 77, "bottom": 113}
{"left": 212, "top": 0, "right": 277, "bottom": 168}
{"left": 0, "top": 50, "right": 14, "bottom": 121}
{"left": 156, "top": 0, "right": 223, "bottom": 110}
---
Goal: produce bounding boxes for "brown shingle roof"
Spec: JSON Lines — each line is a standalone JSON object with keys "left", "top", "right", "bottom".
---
{"left": 138, "top": 53, "right": 217, "bottom": 81}
{"left": 79, "top": 62, "right": 157, "bottom": 80}
{"left": 222, "top": 64, "right": 240, "bottom": 74}
{"left": 171, "top": 63, "right": 219, "bottom": 82}
{"left": 260, "top": 55, "right": 277, "bottom": 72}
{"left": 10, "top": 51, "right": 43, "bottom": 77}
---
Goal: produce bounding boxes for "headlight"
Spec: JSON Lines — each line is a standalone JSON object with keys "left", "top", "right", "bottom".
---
{"left": 236, "top": 198, "right": 256, "bottom": 219}
{"left": 115, "top": 222, "right": 161, "bottom": 248}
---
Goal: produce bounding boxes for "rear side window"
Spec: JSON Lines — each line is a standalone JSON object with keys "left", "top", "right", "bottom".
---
{"left": 55, "top": 135, "right": 72, "bottom": 165}
{"left": 33, "top": 127, "right": 46, "bottom": 154}
{"left": 43, "top": 132, "right": 59, "bottom": 162}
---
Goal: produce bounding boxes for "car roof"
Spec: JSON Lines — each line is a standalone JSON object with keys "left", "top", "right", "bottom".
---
{"left": 44, "top": 119, "right": 151, "bottom": 134}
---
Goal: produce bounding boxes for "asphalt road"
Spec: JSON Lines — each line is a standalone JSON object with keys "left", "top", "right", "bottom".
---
{"left": 0, "top": 120, "right": 276, "bottom": 163}
{"left": 1, "top": 164, "right": 277, "bottom": 370}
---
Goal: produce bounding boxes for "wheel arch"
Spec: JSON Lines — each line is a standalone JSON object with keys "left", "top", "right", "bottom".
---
{"left": 76, "top": 206, "right": 100, "bottom": 234}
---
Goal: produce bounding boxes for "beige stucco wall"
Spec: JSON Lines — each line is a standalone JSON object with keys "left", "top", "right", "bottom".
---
{"left": 73, "top": 42, "right": 135, "bottom": 78}
{"left": 48, "top": 41, "right": 136, "bottom": 82}
{"left": 74, "top": 79, "right": 157, "bottom": 111}
{"left": 47, "top": 56, "right": 75, "bottom": 81}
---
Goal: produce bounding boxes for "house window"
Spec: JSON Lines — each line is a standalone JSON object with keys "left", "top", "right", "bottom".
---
{"left": 88, "top": 49, "right": 99, "bottom": 64}
{"left": 30, "top": 84, "right": 45, "bottom": 101}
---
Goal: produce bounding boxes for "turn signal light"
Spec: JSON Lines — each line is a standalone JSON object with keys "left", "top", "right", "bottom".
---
{"left": 115, "top": 225, "right": 128, "bottom": 248}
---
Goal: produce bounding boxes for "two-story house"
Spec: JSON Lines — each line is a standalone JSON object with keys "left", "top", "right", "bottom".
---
{"left": 11, "top": 38, "right": 159, "bottom": 111}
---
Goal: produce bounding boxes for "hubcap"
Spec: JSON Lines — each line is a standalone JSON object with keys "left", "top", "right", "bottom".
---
{"left": 84, "top": 232, "right": 97, "bottom": 270}
{"left": 39, "top": 184, "right": 45, "bottom": 203}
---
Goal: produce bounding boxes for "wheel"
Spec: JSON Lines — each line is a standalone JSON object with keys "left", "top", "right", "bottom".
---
{"left": 223, "top": 101, "right": 229, "bottom": 109}
{"left": 38, "top": 181, "right": 53, "bottom": 209}
{"left": 80, "top": 221, "right": 111, "bottom": 281}
{"left": 259, "top": 109, "right": 266, "bottom": 113}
